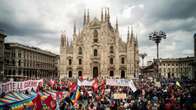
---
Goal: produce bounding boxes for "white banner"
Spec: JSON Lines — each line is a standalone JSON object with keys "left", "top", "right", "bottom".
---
{"left": 77, "top": 79, "right": 93, "bottom": 86}
{"left": 0, "top": 79, "right": 43, "bottom": 94}
{"left": 128, "top": 80, "right": 137, "bottom": 92}
{"left": 106, "top": 79, "right": 137, "bottom": 92}
{"left": 106, "top": 79, "right": 130, "bottom": 87}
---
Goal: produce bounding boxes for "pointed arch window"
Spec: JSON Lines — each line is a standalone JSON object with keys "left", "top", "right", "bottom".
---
{"left": 110, "top": 46, "right": 114, "bottom": 53}
{"left": 68, "top": 71, "right": 72, "bottom": 78}
{"left": 78, "top": 47, "right": 82, "bottom": 55}
{"left": 94, "top": 49, "right": 98, "bottom": 56}
{"left": 79, "top": 59, "right": 82, "bottom": 65}
{"left": 121, "top": 57, "right": 125, "bottom": 64}
{"left": 68, "top": 59, "right": 72, "bottom": 65}
{"left": 93, "top": 30, "right": 98, "bottom": 43}
{"left": 110, "top": 57, "right": 113, "bottom": 64}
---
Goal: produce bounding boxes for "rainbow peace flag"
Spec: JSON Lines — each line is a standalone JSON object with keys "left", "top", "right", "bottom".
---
{"left": 70, "top": 86, "right": 80, "bottom": 104}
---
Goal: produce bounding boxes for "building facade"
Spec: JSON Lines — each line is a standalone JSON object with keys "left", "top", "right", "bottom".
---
{"left": 0, "top": 32, "right": 6, "bottom": 81}
{"left": 192, "top": 33, "right": 196, "bottom": 79}
{"left": 159, "top": 57, "right": 194, "bottom": 79}
{"left": 4, "top": 43, "right": 58, "bottom": 81}
{"left": 60, "top": 9, "right": 139, "bottom": 79}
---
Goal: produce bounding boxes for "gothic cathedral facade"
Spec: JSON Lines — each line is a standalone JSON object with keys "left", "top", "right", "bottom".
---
{"left": 59, "top": 9, "right": 139, "bottom": 79}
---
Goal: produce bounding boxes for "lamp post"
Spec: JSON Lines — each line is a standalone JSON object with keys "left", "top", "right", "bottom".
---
{"left": 139, "top": 53, "right": 147, "bottom": 79}
{"left": 149, "top": 31, "right": 166, "bottom": 79}
{"left": 139, "top": 53, "right": 147, "bottom": 67}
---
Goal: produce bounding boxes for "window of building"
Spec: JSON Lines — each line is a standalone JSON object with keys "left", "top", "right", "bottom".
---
{"left": 78, "top": 47, "right": 82, "bottom": 55}
{"left": 79, "top": 59, "right": 82, "bottom": 65}
{"left": 18, "top": 70, "right": 21, "bottom": 75}
{"left": 13, "top": 70, "right": 15, "bottom": 75}
{"left": 110, "top": 71, "right": 114, "bottom": 77}
{"left": 110, "top": 58, "right": 113, "bottom": 64}
{"left": 94, "top": 49, "right": 98, "bottom": 56}
{"left": 93, "top": 30, "right": 98, "bottom": 43}
{"left": 6, "top": 60, "right": 9, "bottom": 65}
{"left": 12, "top": 60, "right": 15, "bottom": 66}
{"left": 168, "top": 68, "right": 170, "bottom": 72}
{"left": 68, "top": 71, "right": 72, "bottom": 78}
{"left": 110, "top": 46, "right": 114, "bottom": 53}
{"left": 68, "top": 59, "right": 72, "bottom": 65}
{"left": 121, "top": 57, "right": 125, "bottom": 64}
{"left": 9, "top": 70, "right": 11, "bottom": 75}
{"left": 18, "top": 52, "right": 21, "bottom": 58}
{"left": 172, "top": 68, "right": 174, "bottom": 73}
{"left": 78, "top": 71, "right": 82, "bottom": 77}
{"left": 18, "top": 60, "right": 21, "bottom": 66}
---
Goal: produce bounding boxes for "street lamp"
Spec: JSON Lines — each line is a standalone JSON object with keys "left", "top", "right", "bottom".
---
{"left": 139, "top": 53, "right": 147, "bottom": 67}
{"left": 149, "top": 31, "right": 166, "bottom": 79}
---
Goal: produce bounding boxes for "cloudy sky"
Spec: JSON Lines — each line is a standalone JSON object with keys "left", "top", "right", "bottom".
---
{"left": 0, "top": 0, "right": 195, "bottom": 65}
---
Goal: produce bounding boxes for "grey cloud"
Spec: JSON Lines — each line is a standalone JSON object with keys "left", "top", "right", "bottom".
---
{"left": 0, "top": 0, "right": 195, "bottom": 59}
{"left": 0, "top": 0, "right": 56, "bottom": 36}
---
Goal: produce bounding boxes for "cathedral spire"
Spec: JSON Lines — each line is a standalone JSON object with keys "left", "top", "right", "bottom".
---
{"left": 60, "top": 31, "right": 66, "bottom": 47}
{"left": 127, "top": 26, "right": 130, "bottom": 42}
{"left": 83, "top": 9, "right": 86, "bottom": 26}
{"left": 130, "top": 25, "right": 134, "bottom": 43}
{"left": 101, "top": 8, "right": 103, "bottom": 22}
{"left": 131, "top": 25, "right": 134, "bottom": 37}
{"left": 104, "top": 8, "right": 107, "bottom": 22}
{"left": 87, "top": 9, "right": 90, "bottom": 23}
{"left": 66, "top": 36, "right": 69, "bottom": 47}
{"left": 108, "top": 8, "right": 110, "bottom": 22}
{"left": 135, "top": 34, "right": 138, "bottom": 47}
{"left": 115, "top": 18, "right": 118, "bottom": 32}
{"left": 73, "top": 22, "right": 76, "bottom": 35}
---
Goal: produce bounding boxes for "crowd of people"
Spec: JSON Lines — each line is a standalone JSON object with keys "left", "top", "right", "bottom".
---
{"left": 1, "top": 77, "right": 196, "bottom": 110}
{"left": 40, "top": 77, "right": 195, "bottom": 110}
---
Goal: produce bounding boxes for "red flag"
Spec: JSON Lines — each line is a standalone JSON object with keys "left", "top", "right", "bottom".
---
{"left": 50, "top": 99, "right": 56, "bottom": 110}
{"left": 56, "top": 92, "right": 63, "bottom": 100}
{"left": 32, "top": 94, "right": 42, "bottom": 110}
{"left": 70, "top": 82, "right": 77, "bottom": 92}
{"left": 50, "top": 79, "right": 55, "bottom": 87}
{"left": 44, "top": 95, "right": 52, "bottom": 108}
{"left": 101, "top": 80, "right": 105, "bottom": 95}
{"left": 92, "top": 79, "right": 98, "bottom": 93}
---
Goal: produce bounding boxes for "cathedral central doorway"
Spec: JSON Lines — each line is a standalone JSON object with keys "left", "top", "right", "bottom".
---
{"left": 93, "top": 67, "right": 98, "bottom": 78}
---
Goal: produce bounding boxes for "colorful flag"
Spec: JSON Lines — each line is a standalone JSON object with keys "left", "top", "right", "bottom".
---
{"left": 44, "top": 94, "right": 53, "bottom": 108}
{"left": 32, "top": 94, "right": 42, "bottom": 110}
{"left": 70, "top": 86, "right": 80, "bottom": 105}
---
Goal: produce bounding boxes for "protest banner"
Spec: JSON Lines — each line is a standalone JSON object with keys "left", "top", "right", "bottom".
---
{"left": 106, "top": 79, "right": 130, "bottom": 87}
{"left": 113, "top": 93, "right": 126, "bottom": 99}
{"left": 77, "top": 79, "right": 93, "bottom": 86}
{"left": 128, "top": 80, "right": 137, "bottom": 92}
{"left": 106, "top": 79, "right": 137, "bottom": 92}
{"left": 155, "top": 81, "right": 161, "bottom": 88}
{"left": 0, "top": 79, "right": 43, "bottom": 94}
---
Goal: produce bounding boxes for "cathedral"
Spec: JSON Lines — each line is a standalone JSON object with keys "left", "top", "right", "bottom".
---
{"left": 59, "top": 8, "right": 139, "bottom": 79}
